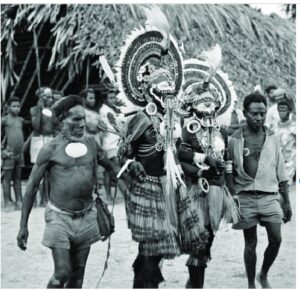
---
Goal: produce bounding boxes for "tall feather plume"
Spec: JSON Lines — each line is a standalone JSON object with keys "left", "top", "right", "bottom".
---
{"left": 200, "top": 44, "right": 222, "bottom": 83}
{"left": 99, "top": 55, "right": 116, "bottom": 86}
{"left": 142, "top": 5, "right": 171, "bottom": 51}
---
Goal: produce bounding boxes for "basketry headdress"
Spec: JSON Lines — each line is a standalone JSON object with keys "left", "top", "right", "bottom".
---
{"left": 115, "top": 5, "right": 184, "bottom": 108}
{"left": 180, "top": 44, "right": 236, "bottom": 121}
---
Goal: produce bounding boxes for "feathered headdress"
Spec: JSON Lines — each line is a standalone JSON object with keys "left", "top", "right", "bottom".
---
{"left": 115, "top": 5, "right": 183, "bottom": 107}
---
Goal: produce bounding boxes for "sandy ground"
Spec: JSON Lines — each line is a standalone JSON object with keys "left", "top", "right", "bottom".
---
{"left": 1, "top": 184, "right": 296, "bottom": 289}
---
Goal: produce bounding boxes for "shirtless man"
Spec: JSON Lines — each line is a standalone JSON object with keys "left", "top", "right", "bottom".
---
{"left": 17, "top": 95, "right": 117, "bottom": 288}
{"left": 228, "top": 92, "right": 292, "bottom": 288}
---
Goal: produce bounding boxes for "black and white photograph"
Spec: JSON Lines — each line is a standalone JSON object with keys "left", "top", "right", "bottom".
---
{"left": 0, "top": 2, "right": 297, "bottom": 289}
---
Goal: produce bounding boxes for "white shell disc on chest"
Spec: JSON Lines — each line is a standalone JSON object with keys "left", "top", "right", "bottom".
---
{"left": 65, "top": 143, "right": 88, "bottom": 158}
{"left": 42, "top": 108, "right": 53, "bottom": 117}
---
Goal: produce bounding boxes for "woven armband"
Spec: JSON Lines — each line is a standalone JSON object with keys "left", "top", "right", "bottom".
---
{"left": 225, "top": 160, "right": 233, "bottom": 173}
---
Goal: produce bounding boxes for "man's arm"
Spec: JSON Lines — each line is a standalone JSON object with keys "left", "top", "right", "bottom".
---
{"left": 30, "top": 106, "right": 42, "bottom": 132}
{"left": 275, "top": 137, "right": 292, "bottom": 223}
{"left": 17, "top": 145, "right": 52, "bottom": 250}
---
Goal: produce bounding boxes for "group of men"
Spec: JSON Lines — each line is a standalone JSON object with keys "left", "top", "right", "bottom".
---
{"left": 13, "top": 7, "right": 293, "bottom": 290}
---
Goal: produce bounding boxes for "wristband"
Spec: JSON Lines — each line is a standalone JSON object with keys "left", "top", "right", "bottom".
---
{"left": 225, "top": 160, "right": 233, "bottom": 173}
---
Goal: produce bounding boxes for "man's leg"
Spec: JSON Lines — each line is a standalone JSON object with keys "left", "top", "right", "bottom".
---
{"left": 2, "top": 169, "right": 14, "bottom": 207}
{"left": 47, "top": 248, "right": 71, "bottom": 288}
{"left": 186, "top": 226, "right": 214, "bottom": 288}
{"left": 257, "top": 222, "right": 282, "bottom": 289}
{"left": 13, "top": 166, "right": 23, "bottom": 209}
{"left": 64, "top": 247, "right": 91, "bottom": 288}
{"left": 243, "top": 225, "right": 258, "bottom": 289}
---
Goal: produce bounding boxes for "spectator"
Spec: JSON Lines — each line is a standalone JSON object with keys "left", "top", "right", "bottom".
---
{"left": 1, "top": 97, "right": 25, "bottom": 210}
{"left": 29, "top": 87, "right": 56, "bottom": 206}
{"left": 99, "top": 81, "right": 126, "bottom": 202}
{"left": 227, "top": 100, "right": 246, "bottom": 136}
{"left": 265, "top": 87, "right": 290, "bottom": 130}
{"left": 274, "top": 99, "right": 296, "bottom": 185}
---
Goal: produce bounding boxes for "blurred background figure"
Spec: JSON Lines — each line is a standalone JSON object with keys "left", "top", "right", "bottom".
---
{"left": 99, "top": 79, "right": 126, "bottom": 202}
{"left": 1, "top": 97, "right": 26, "bottom": 210}
{"left": 264, "top": 86, "right": 288, "bottom": 130}
{"left": 274, "top": 99, "right": 296, "bottom": 185}
{"left": 227, "top": 100, "right": 246, "bottom": 136}
{"left": 79, "top": 88, "right": 106, "bottom": 145}
{"left": 29, "top": 87, "right": 56, "bottom": 206}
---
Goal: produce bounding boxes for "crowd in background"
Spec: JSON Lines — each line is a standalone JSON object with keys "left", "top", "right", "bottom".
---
{"left": 1, "top": 80, "right": 128, "bottom": 210}
{"left": 1, "top": 82, "right": 296, "bottom": 211}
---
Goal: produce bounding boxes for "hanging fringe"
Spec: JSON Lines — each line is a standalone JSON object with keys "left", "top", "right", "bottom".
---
{"left": 177, "top": 186, "right": 209, "bottom": 255}
{"left": 222, "top": 187, "right": 241, "bottom": 224}
{"left": 207, "top": 185, "right": 224, "bottom": 234}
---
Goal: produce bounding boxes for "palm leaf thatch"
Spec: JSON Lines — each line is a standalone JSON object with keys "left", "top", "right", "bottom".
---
{"left": 1, "top": 4, "right": 296, "bottom": 103}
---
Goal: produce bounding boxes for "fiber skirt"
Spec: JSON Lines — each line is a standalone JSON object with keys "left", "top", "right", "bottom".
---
{"left": 125, "top": 175, "right": 209, "bottom": 259}
{"left": 188, "top": 182, "right": 240, "bottom": 234}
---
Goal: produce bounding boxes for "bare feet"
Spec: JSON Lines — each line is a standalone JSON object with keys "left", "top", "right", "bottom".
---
{"left": 256, "top": 271, "right": 272, "bottom": 288}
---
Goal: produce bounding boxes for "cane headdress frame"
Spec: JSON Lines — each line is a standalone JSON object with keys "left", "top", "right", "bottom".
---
{"left": 116, "top": 7, "right": 183, "bottom": 107}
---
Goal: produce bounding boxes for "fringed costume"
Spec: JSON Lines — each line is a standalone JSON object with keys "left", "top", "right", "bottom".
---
{"left": 177, "top": 47, "right": 240, "bottom": 288}
{"left": 103, "top": 6, "right": 209, "bottom": 288}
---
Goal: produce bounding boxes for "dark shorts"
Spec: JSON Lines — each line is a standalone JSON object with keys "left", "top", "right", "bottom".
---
{"left": 2, "top": 155, "right": 24, "bottom": 170}
{"left": 233, "top": 191, "right": 283, "bottom": 230}
{"left": 42, "top": 204, "right": 101, "bottom": 250}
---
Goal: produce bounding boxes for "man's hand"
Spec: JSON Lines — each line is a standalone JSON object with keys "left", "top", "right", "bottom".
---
{"left": 17, "top": 227, "right": 29, "bottom": 250}
{"left": 205, "top": 156, "right": 224, "bottom": 175}
{"left": 128, "top": 161, "right": 146, "bottom": 182}
{"left": 282, "top": 200, "right": 292, "bottom": 223}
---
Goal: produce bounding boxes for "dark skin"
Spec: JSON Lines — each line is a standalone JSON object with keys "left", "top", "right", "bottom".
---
{"left": 17, "top": 105, "right": 118, "bottom": 288}
{"left": 242, "top": 102, "right": 292, "bottom": 289}
{"left": 1, "top": 101, "right": 28, "bottom": 208}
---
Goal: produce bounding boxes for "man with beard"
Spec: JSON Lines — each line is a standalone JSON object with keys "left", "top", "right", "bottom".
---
{"left": 17, "top": 95, "right": 118, "bottom": 288}
{"left": 229, "top": 92, "right": 292, "bottom": 288}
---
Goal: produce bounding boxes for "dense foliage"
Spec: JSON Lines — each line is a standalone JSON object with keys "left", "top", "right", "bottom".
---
{"left": 1, "top": 4, "right": 296, "bottom": 101}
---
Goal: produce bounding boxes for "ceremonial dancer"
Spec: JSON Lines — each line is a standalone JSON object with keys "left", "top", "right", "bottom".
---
{"left": 177, "top": 45, "right": 240, "bottom": 288}
{"left": 107, "top": 6, "right": 208, "bottom": 288}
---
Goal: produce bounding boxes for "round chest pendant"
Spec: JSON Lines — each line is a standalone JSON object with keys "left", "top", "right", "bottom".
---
{"left": 42, "top": 108, "right": 53, "bottom": 117}
{"left": 65, "top": 143, "right": 88, "bottom": 158}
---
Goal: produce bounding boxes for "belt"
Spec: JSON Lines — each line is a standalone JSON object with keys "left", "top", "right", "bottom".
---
{"left": 245, "top": 190, "right": 275, "bottom": 195}
{"left": 48, "top": 201, "right": 93, "bottom": 219}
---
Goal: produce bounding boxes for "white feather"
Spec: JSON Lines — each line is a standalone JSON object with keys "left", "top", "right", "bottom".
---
{"left": 200, "top": 44, "right": 222, "bottom": 75}
{"left": 142, "top": 5, "right": 170, "bottom": 50}
{"left": 99, "top": 55, "right": 116, "bottom": 86}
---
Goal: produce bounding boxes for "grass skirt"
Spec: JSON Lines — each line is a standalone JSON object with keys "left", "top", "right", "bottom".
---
{"left": 125, "top": 175, "right": 209, "bottom": 258}
{"left": 188, "top": 182, "right": 240, "bottom": 234}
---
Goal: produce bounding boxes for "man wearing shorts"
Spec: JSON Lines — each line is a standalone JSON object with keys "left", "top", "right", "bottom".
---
{"left": 228, "top": 92, "right": 292, "bottom": 289}
{"left": 17, "top": 95, "right": 117, "bottom": 288}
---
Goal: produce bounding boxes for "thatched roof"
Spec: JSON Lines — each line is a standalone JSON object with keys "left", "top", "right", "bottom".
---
{"left": 1, "top": 4, "right": 296, "bottom": 102}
